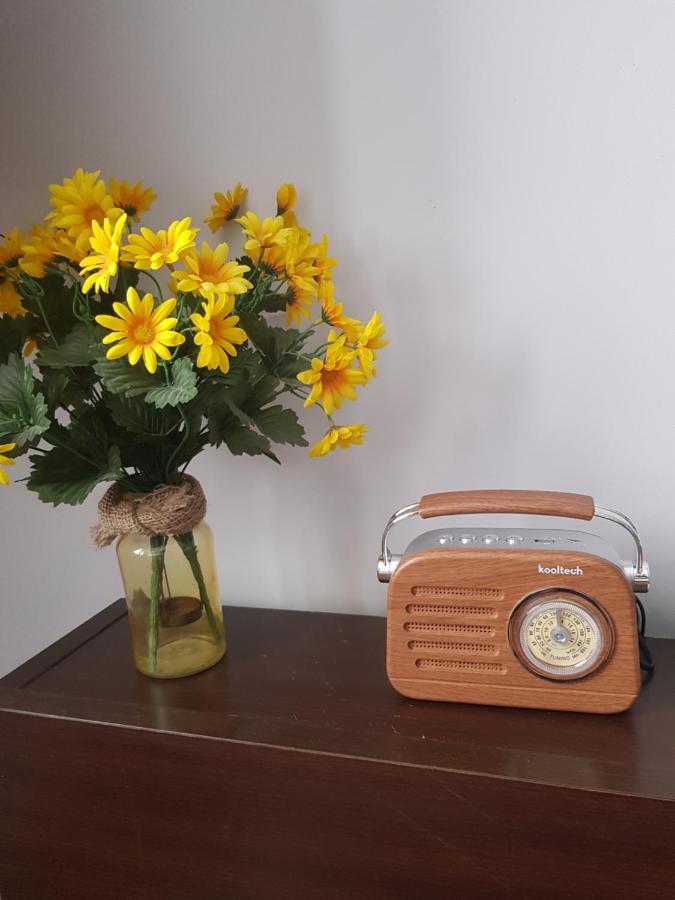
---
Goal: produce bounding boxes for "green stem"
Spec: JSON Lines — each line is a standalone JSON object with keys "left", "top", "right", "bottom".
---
{"left": 148, "top": 534, "right": 167, "bottom": 672}
{"left": 143, "top": 270, "right": 164, "bottom": 301}
{"left": 175, "top": 531, "right": 220, "bottom": 641}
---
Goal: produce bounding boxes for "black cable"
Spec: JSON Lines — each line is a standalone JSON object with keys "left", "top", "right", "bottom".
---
{"left": 635, "top": 594, "right": 655, "bottom": 678}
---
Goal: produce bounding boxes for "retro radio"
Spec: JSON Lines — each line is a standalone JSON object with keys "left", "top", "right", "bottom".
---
{"left": 377, "top": 490, "right": 652, "bottom": 713}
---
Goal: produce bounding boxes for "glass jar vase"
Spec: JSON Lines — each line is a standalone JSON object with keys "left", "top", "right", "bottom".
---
{"left": 116, "top": 522, "right": 225, "bottom": 678}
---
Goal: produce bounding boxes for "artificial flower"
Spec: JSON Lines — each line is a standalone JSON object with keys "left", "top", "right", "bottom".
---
{"left": 0, "top": 442, "right": 16, "bottom": 486}
{"left": 80, "top": 212, "right": 127, "bottom": 294}
{"left": 205, "top": 183, "right": 247, "bottom": 232}
{"left": 355, "top": 312, "right": 388, "bottom": 379}
{"left": 19, "top": 226, "right": 57, "bottom": 278}
{"left": 0, "top": 228, "right": 25, "bottom": 273}
{"left": 318, "top": 281, "right": 361, "bottom": 340}
{"left": 285, "top": 283, "right": 313, "bottom": 326}
{"left": 236, "top": 212, "right": 291, "bottom": 262}
{"left": 174, "top": 241, "right": 252, "bottom": 301}
{"left": 297, "top": 344, "right": 365, "bottom": 414}
{"left": 282, "top": 228, "right": 320, "bottom": 296}
{"left": 109, "top": 178, "right": 156, "bottom": 221}
{"left": 191, "top": 294, "right": 247, "bottom": 374}
{"left": 122, "top": 217, "right": 197, "bottom": 270}
{"left": 276, "top": 183, "right": 297, "bottom": 215}
{"left": 308, "top": 424, "right": 367, "bottom": 458}
{"left": 53, "top": 230, "right": 88, "bottom": 264}
{"left": 46, "top": 168, "right": 117, "bottom": 243}
{"left": 23, "top": 337, "right": 38, "bottom": 358}
{"left": 95, "top": 286, "right": 185, "bottom": 374}
{"left": 0, "top": 280, "right": 26, "bottom": 318}
{"left": 312, "top": 234, "right": 336, "bottom": 285}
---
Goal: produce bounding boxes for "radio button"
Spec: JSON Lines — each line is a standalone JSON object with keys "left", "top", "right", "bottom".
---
{"left": 437, "top": 534, "right": 453, "bottom": 544}
{"left": 505, "top": 535, "right": 523, "bottom": 545}
{"left": 482, "top": 534, "right": 499, "bottom": 544}
{"left": 459, "top": 534, "right": 476, "bottom": 544}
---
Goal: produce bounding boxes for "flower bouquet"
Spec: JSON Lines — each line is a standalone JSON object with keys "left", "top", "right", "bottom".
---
{"left": 0, "top": 170, "right": 387, "bottom": 677}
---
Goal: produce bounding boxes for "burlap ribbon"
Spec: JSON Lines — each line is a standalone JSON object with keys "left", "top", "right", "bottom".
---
{"left": 92, "top": 475, "right": 207, "bottom": 549}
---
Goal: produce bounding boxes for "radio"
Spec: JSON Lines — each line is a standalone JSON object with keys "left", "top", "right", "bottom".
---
{"left": 377, "top": 490, "right": 651, "bottom": 714}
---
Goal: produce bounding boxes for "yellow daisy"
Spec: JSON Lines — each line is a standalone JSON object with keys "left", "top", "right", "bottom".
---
{"left": 0, "top": 280, "right": 26, "bottom": 318}
{"left": 318, "top": 281, "right": 362, "bottom": 340}
{"left": 109, "top": 178, "right": 156, "bottom": 221}
{"left": 19, "top": 226, "right": 57, "bottom": 278}
{"left": 205, "top": 183, "right": 247, "bottom": 232}
{"left": 282, "top": 228, "right": 320, "bottom": 296}
{"left": 53, "top": 230, "right": 88, "bottom": 264}
{"left": 0, "top": 228, "right": 25, "bottom": 273}
{"left": 285, "top": 283, "right": 313, "bottom": 326}
{"left": 190, "top": 294, "right": 247, "bottom": 374}
{"left": 313, "top": 234, "right": 336, "bottom": 285}
{"left": 174, "top": 241, "right": 252, "bottom": 301}
{"left": 95, "top": 286, "right": 185, "bottom": 374}
{"left": 297, "top": 344, "right": 365, "bottom": 414}
{"left": 355, "top": 312, "right": 388, "bottom": 379}
{"left": 47, "top": 168, "right": 117, "bottom": 244}
{"left": 121, "top": 217, "right": 197, "bottom": 270}
{"left": 308, "top": 424, "right": 367, "bottom": 458}
{"left": 236, "top": 212, "right": 291, "bottom": 262}
{"left": 276, "top": 183, "right": 297, "bottom": 215}
{"left": 0, "top": 442, "right": 16, "bottom": 486}
{"left": 80, "top": 212, "right": 127, "bottom": 294}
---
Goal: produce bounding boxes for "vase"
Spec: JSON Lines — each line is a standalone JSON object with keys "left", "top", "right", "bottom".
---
{"left": 116, "top": 522, "right": 226, "bottom": 678}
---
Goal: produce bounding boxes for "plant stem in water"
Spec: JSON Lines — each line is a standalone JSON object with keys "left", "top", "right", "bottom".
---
{"left": 148, "top": 534, "right": 168, "bottom": 672}
{"left": 175, "top": 531, "right": 220, "bottom": 641}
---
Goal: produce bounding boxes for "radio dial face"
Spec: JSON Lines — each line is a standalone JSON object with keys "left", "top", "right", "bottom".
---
{"left": 510, "top": 590, "right": 614, "bottom": 681}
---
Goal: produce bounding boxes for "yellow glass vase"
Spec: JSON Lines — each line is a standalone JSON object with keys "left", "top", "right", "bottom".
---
{"left": 116, "top": 522, "right": 225, "bottom": 678}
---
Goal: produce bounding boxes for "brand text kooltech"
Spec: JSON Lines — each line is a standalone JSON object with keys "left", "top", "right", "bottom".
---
{"left": 538, "top": 564, "right": 583, "bottom": 575}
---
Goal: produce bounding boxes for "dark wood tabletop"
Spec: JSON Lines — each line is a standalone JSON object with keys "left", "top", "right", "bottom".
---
{"left": 1, "top": 602, "right": 674, "bottom": 899}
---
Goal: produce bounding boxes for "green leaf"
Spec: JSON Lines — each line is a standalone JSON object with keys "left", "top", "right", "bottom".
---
{"left": 111, "top": 265, "right": 140, "bottom": 302}
{"left": 37, "top": 324, "right": 94, "bottom": 368}
{"left": 253, "top": 405, "right": 307, "bottom": 446}
{"left": 146, "top": 358, "right": 198, "bottom": 409}
{"left": 94, "top": 357, "right": 161, "bottom": 397}
{"left": 0, "top": 353, "right": 50, "bottom": 448}
{"left": 257, "top": 294, "right": 287, "bottom": 313}
{"left": 18, "top": 272, "right": 78, "bottom": 343}
{"left": 223, "top": 423, "right": 279, "bottom": 462}
{"left": 0, "top": 315, "right": 30, "bottom": 364}
{"left": 27, "top": 414, "right": 122, "bottom": 506}
{"left": 105, "top": 391, "right": 179, "bottom": 437}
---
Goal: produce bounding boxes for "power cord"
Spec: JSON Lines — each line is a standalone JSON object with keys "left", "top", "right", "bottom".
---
{"left": 635, "top": 595, "right": 655, "bottom": 678}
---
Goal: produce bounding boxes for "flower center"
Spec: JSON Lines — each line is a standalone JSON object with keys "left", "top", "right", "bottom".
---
{"left": 132, "top": 321, "right": 155, "bottom": 345}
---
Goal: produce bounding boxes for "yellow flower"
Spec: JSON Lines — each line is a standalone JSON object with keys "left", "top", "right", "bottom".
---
{"left": 175, "top": 241, "right": 252, "bottom": 301}
{"left": 23, "top": 337, "right": 38, "bottom": 358}
{"left": 318, "top": 281, "right": 362, "bottom": 340}
{"left": 205, "top": 183, "right": 247, "bottom": 232}
{"left": 282, "top": 228, "right": 320, "bottom": 296}
{"left": 190, "top": 294, "right": 247, "bottom": 374}
{"left": 19, "top": 226, "right": 57, "bottom": 278}
{"left": 95, "top": 286, "right": 185, "bottom": 374}
{"left": 122, "top": 217, "right": 197, "bottom": 270}
{"left": 0, "top": 280, "right": 26, "bottom": 318}
{"left": 285, "top": 283, "right": 313, "bottom": 326}
{"left": 0, "top": 442, "right": 16, "bottom": 486}
{"left": 308, "top": 424, "right": 367, "bottom": 458}
{"left": 80, "top": 212, "right": 127, "bottom": 294}
{"left": 109, "top": 178, "right": 156, "bottom": 221}
{"left": 355, "top": 312, "right": 388, "bottom": 379}
{"left": 313, "top": 234, "right": 336, "bottom": 285}
{"left": 0, "top": 228, "right": 25, "bottom": 273}
{"left": 47, "top": 168, "right": 117, "bottom": 244}
{"left": 236, "top": 212, "right": 291, "bottom": 262}
{"left": 297, "top": 344, "right": 366, "bottom": 414}
{"left": 276, "top": 183, "right": 297, "bottom": 215}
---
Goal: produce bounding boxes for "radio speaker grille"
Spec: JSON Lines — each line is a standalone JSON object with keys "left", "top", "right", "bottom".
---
{"left": 415, "top": 659, "right": 506, "bottom": 674}
{"left": 411, "top": 586, "right": 504, "bottom": 600}
{"left": 408, "top": 640, "right": 498, "bottom": 655}
{"left": 405, "top": 603, "right": 497, "bottom": 617}
{"left": 404, "top": 622, "right": 496, "bottom": 636}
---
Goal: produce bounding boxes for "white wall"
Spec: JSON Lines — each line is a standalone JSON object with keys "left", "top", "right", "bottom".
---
{"left": 2, "top": 0, "right": 674, "bottom": 675}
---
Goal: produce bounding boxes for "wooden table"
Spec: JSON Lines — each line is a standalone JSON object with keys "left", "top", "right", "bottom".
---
{"left": 1, "top": 603, "right": 674, "bottom": 899}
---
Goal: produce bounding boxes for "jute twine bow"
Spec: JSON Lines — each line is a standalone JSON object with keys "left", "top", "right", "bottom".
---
{"left": 91, "top": 475, "right": 207, "bottom": 549}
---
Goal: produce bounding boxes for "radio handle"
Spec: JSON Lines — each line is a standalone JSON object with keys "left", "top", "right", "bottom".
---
{"left": 378, "top": 490, "right": 648, "bottom": 591}
{"left": 419, "top": 490, "right": 595, "bottom": 521}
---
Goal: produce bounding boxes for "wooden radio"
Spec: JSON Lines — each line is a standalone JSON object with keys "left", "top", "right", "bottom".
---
{"left": 377, "top": 490, "right": 651, "bottom": 714}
